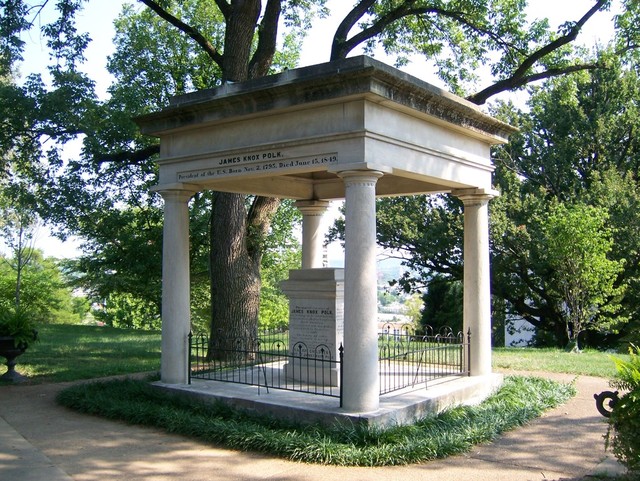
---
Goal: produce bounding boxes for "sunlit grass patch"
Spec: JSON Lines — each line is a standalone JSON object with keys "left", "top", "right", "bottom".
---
{"left": 7, "top": 324, "right": 161, "bottom": 383}
{"left": 493, "top": 347, "right": 629, "bottom": 378}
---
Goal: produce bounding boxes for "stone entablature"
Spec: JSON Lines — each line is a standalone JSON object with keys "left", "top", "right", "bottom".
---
{"left": 136, "top": 56, "right": 516, "bottom": 201}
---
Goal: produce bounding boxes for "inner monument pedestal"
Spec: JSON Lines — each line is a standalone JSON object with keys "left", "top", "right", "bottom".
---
{"left": 280, "top": 268, "right": 344, "bottom": 387}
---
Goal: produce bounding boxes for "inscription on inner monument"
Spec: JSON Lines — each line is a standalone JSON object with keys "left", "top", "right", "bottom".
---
{"left": 177, "top": 151, "right": 338, "bottom": 182}
{"left": 289, "top": 300, "right": 343, "bottom": 355}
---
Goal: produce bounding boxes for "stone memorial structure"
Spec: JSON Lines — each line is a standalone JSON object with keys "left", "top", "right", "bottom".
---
{"left": 280, "top": 268, "right": 344, "bottom": 386}
{"left": 136, "top": 55, "right": 517, "bottom": 414}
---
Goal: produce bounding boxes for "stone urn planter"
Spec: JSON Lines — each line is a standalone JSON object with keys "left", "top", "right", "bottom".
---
{"left": 0, "top": 336, "right": 30, "bottom": 382}
{"left": 0, "top": 307, "right": 38, "bottom": 383}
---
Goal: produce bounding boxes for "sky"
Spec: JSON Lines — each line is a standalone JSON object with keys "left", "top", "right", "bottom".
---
{"left": 21, "top": 0, "right": 619, "bottom": 97}
{"left": 14, "top": 0, "right": 620, "bottom": 259}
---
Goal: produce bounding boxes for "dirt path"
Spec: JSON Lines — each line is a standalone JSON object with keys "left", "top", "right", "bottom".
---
{"left": 0, "top": 372, "right": 626, "bottom": 481}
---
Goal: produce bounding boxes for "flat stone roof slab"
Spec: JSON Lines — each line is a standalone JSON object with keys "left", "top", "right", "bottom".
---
{"left": 137, "top": 56, "right": 516, "bottom": 199}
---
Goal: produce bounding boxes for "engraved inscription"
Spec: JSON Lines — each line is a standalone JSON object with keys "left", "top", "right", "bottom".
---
{"left": 288, "top": 300, "right": 343, "bottom": 354}
{"left": 177, "top": 152, "right": 338, "bottom": 182}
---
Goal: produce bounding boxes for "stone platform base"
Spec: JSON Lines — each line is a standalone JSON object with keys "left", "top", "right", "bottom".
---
{"left": 154, "top": 373, "right": 503, "bottom": 429}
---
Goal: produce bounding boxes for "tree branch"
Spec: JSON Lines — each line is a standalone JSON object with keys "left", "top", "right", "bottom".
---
{"left": 467, "top": 63, "right": 602, "bottom": 104}
{"left": 330, "top": 0, "right": 609, "bottom": 106}
{"left": 248, "top": 0, "right": 282, "bottom": 79}
{"left": 138, "top": 0, "right": 224, "bottom": 68}
{"left": 95, "top": 145, "right": 160, "bottom": 165}
{"left": 213, "top": 0, "right": 231, "bottom": 19}
{"left": 330, "top": 0, "right": 377, "bottom": 60}
{"left": 467, "top": 0, "right": 608, "bottom": 104}
{"left": 516, "top": 1, "right": 606, "bottom": 79}
{"left": 332, "top": 1, "right": 528, "bottom": 61}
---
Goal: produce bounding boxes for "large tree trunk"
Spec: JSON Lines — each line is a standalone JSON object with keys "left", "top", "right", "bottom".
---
{"left": 221, "top": 1, "right": 261, "bottom": 82}
{"left": 209, "top": 193, "right": 258, "bottom": 355}
{"left": 209, "top": 193, "right": 280, "bottom": 360}
{"left": 206, "top": 1, "right": 282, "bottom": 360}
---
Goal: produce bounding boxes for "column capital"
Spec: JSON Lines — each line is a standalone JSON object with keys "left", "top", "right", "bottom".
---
{"left": 295, "top": 200, "right": 330, "bottom": 216}
{"left": 337, "top": 170, "right": 384, "bottom": 186}
{"left": 151, "top": 183, "right": 199, "bottom": 201}
{"left": 452, "top": 188, "right": 500, "bottom": 206}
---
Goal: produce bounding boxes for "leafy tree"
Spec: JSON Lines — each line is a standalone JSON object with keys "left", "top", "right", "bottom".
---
{"left": 404, "top": 293, "right": 424, "bottom": 329}
{"left": 588, "top": 169, "right": 640, "bottom": 344}
{"left": 0, "top": 181, "right": 38, "bottom": 308}
{"left": 258, "top": 199, "right": 302, "bottom": 329}
{"left": 489, "top": 55, "right": 640, "bottom": 345}
{"left": 606, "top": 344, "right": 640, "bottom": 472}
{"left": 375, "top": 48, "right": 640, "bottom": 347}
{"left": 540, "top": 202, "right": 625, "bottom": 349}
{"left": 420, "top": 275, "right": 463, "bottom": 334}
{"left": 0, "top": 250, "right": 79, "bottom": 323}
{"left": 92, "top": 291, "right": 160, "bottom": 329}
{"left": 0, "top": 174, "right": 87, "bottom": 324}
{"left": 5, "top": 0, "right": 637, "bottom": 345}
{"left": 376, "top": 195, "right": 464, "bottom": 292}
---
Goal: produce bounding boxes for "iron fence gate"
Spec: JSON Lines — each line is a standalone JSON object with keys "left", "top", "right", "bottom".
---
{"left": 189, "top": 329, "right": 342, "bottom": 399}
{"left": 378, "top": 324, "right": 471, "bottom": 395}
{"left": 189, "top": 324, "right": 470, "bottom": 400}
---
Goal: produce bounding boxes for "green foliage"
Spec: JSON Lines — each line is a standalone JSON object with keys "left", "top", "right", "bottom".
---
{"left": 421, "top": 275, "right": 463, "bottom": 334}
{"left": 486, "top": 56, "right": 640, "bottom": 347}
{"left": 92, "top": 292, "right": 160, "bottom": 330}
{"left": 258, "top": 200, "right": 302, "bottom": 329}
{"left": 57, "top": 375, "right": 574, "bottom": 466}
{"left": 606, "top": 345, "right": 640, "bottom": 472}
{"left": 14, "top": 323, "right": 161, "bottom": 382}
{"left": 0, "top": 251, "right": 79, "bottom": 324}
{"left": 403, "top": 293, "right": 424, "bottom": 328}
{"left": 378, "top": 290, "right": 399, "bottom": 307}
{"left": 346, "top": 0, "right": 597, "bottom": 100}
{"left": 0, "top": 0, "right": 29, "bottom": 77}
{"left": 0, "top": 305, "right": 37, "bottom": 348}
{"left": 610, "top": 345, "right": 640, "bottom": 392}
{"left": 588, "top": 170, "right": 640, "bottom": 345}
{"left": 375, "top": 194, "right": 464, "bottom": 292}
{"left": 259, "top": 271, "right": 293, "bottom": 330}
{"left": 63, "top": 206, "right": 164, "bottom": 320}
{"left": 540, "top": 202, "right": 626, "bottom": 347}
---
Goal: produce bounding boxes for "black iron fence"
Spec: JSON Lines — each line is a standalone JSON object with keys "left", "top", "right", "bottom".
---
{"left": 189, "top": 329, "right": 342, "bottom": 399}
{"left": 189, "top": 324, "right": 470, "bottom": 400}
{"left": 378, "top": 324, "right": 471, "bottom": 395}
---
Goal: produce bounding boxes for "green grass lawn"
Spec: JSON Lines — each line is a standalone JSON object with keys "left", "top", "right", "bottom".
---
{"left": 493, "top": 347, "right": 630, "bottom": 378}
{"left": 4, "top": 324, "right": 631, "bottom": 469}
{"left": 1, "top": 324, "right": 630, "bottom": 383}
{"left": 4, "top": 323, "right": 161, "bottom": 383}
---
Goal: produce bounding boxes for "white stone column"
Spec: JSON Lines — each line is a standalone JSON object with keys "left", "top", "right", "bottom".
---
{"left": 338, "top": 170, "right": 383, "bottom": 413}
{"left": 454, "top": 188, "right": 498, "bottom": 377}
{"left": 156, "top": 186, "right": 196, "bottom": 384}
{"left": 296, "top": 200, "right": 330, "bottom": 269}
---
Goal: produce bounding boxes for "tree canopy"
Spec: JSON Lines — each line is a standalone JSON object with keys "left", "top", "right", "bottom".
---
{"left": 377, "top": 50, "right": 640, "bottom": 347}
{"left": 3, "top": 0, "right": 640, "bottom": 343}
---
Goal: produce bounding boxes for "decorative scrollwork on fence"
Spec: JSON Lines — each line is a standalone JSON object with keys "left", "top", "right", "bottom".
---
{"left": 189, "top": 322, "right": 470, "bottom": 399}
{"left": 378, "top": 323, "right": 469, "bottom": 395}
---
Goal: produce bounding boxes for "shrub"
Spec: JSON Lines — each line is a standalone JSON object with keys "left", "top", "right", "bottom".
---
{"left": 0, "top": 306, "right": 38, "bottom": 348}
{"left": 57, "top": 376, "right": 575, "bottom": 466}
{"left": 606, "top": 344, "right": 640, "bottom": 472}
